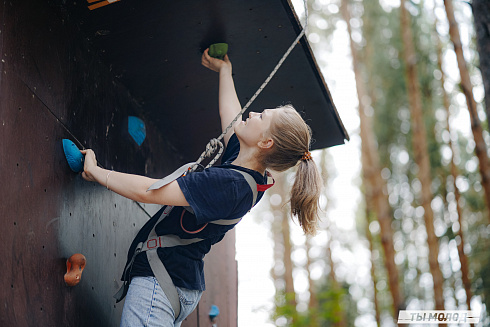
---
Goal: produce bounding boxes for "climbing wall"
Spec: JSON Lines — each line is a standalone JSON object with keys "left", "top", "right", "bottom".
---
{"left": 0, "top": 1, "right": 237, "bottom": 326}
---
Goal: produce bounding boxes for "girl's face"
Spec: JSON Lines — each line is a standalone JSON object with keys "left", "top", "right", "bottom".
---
{"left": 235, "top": 109, "right": 280, "bottom": 149}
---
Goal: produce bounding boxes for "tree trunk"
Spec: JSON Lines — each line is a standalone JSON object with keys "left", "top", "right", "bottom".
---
{"left": 365, "top": 206, "right": 381, "bottom": 327}
{"left": 305, "top": 236, "right": 319, "bottom": 327}
{"left": 325, "top": 227, "right": 347, "bottom": 327}
{"left": 270, "top": 173, "right": 297, "bottom": 325}
{"left": 273, "top": 173, "right": 297, "bottom": 309}
{"left": 444, "top": 0, "right": 490, "bottom": 217}
{"left": 472, "top": 0, "right": 490, "bottom": 123}
{"left": 305, "top": 237, "right": 318, "bottom": 310}
{"left": 435, "top": 19, "right": 474, "bottom": 323}
{"left": 281, "top": 207, "right": 297, "bottom": 306}
{"left": 400, "top": 0, "right": 446, "bottom": 312}
{"left": 340, "top": 0, "right": 404, "bottom": 318}
{"left": 271, "top": 197, "right": 283, "bottom": 286}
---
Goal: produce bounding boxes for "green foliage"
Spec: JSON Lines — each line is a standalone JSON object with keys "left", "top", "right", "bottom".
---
{"left": 272, "top": 291, "right": 313, "bottom": 327}
{"left": 271, "top": 280, "right": 356, "bottom": 327}
{"left": 317, "top": 286, "right": 347, "bottom": 324}
{"left": 474, "top": 238, "right": 490, "bottom": 316}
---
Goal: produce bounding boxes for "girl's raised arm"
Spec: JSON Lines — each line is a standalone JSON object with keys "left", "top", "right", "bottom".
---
{"left": 201, "top": 48, "right": 242, "bottom": 146}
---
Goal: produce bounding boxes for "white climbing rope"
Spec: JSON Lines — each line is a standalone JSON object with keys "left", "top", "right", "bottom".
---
{"left": 193, "top": 0, "right": 309, "bottom": 170}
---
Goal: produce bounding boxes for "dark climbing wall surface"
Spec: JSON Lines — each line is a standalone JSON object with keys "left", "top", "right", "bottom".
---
{"left": 0, "top": 1, "right": 230, "bottom": 326}
{"left": 53, "top": 0, "right": 348, "bottom": 160}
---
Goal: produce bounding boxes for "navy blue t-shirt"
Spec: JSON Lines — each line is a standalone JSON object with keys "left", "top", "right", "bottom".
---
{"left": 125, "top": 133, "right": 268, "bottom": 291}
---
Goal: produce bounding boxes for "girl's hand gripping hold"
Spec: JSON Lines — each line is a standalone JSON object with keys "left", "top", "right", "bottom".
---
{"left": 201, "top": 48, "right": 232, "bottom": 73}
{"left": 80, "top": 149, "right": 98, "bottom": 182}
{"left": 201, "top": 47, "right": 240, "bottom": 146}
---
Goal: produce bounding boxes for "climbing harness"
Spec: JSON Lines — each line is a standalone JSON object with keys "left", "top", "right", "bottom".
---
{"left": 114, "top": 168, "right": 270, "bottom": 317}
{"left": 114, "top": 0, "right": 309, "bottom": 317}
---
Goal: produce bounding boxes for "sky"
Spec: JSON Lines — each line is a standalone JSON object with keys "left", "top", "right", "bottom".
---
{"left": 234, "top": 0, "right": 483, "bottom": 326}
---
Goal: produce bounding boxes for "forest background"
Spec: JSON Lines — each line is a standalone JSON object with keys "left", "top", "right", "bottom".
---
{"left": 235, "top": 0, "right": 490, "bottom": 326}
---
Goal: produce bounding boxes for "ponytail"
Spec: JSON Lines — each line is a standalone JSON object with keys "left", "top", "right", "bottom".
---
{"left": 290, "top": 158, "right": 322, "bottom": 235}
{"left": 262, "top": 105, "right": 322, "bottom": 235}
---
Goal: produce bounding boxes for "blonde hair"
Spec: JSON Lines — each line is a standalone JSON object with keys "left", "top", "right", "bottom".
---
{"left": 262, "top": 105, "right": 322, "bottom": 235}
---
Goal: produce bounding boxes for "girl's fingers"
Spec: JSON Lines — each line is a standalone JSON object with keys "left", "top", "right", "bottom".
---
{"left": 81, "top": 149, "right": 93, "bottom": 156}
{"left": 202, "top": 49, "right": 210, "bottom": 62}
{"left": 203, "top": 48, "right": 210, "bottom": 59}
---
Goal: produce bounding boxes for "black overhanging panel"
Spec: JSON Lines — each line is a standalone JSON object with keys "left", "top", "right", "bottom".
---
{"left": 64, "top": 0, "right": 348, "bottom": 161}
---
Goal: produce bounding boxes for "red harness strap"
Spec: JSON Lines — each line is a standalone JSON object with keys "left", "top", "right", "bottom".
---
{"left": 257, "top": 183, "right": 274, "bottom": 192}
{"left": 258, "top": 171, "right": 275, "bottom": 192}
{"left": 180, "top": 208, "right": 208, "bottom": 234}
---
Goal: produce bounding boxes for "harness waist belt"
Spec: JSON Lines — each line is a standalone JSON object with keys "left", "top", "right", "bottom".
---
{"left": 114, "top": 164, "right": 269, "bottom": 321}
{"left": 142, "top": 235, "right": 203, "bottom": 251}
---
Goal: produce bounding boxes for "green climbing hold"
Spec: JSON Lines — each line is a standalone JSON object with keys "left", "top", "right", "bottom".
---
{"left": 209, "top": 43, "right": 228, "bottom": 60}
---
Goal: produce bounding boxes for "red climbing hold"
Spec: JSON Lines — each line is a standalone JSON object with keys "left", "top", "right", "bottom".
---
{"left": 64, "top": 253, "right": 86, "bottom": 286}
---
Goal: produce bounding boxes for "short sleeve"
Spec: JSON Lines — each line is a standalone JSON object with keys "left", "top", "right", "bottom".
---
{"left": 177, "top": 168, "right": 247, "bottom": 225}
{"left": 221, "top": 133, "right": 240, "bottom": 164}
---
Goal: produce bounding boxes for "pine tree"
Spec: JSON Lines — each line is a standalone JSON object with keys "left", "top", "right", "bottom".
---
{"left": 472, "top": 0, "right": 490, "bottom": 124}
{"left": 340, "top": 0, "right": 404, "bottom": 320}
{"left": 270, "top": 172, "right": 297, "bottom": 325}
{"left": 444, "top": 0, "right": 490, "bottom": 217}
{"left": 435, "top": 12, "right": 474, "bottom": 322}
{"left": 400, "top": 0, "right": 446, "bottom": 312}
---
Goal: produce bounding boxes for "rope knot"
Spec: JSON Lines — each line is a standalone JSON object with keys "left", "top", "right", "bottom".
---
{"left": 205, "top": 138, "right": 220, "bottom": 156}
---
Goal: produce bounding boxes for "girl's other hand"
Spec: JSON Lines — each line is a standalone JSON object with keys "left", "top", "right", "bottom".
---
{"left": 201, "top": 48, "right": 232, "bottom": 73}
{"left": 80, "top": 149, "right": 98, "bottom": 182}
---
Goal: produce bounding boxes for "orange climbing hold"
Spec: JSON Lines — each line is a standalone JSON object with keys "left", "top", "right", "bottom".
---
{"left": 64, "top": 253, "right": 86, "bottom": 286}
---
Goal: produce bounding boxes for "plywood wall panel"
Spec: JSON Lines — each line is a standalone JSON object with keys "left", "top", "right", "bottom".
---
{"left": 1, "top": 1, "right": 239, "bottom": 326}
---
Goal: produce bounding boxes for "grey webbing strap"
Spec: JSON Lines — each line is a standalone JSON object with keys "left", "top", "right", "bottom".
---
{"left": 230, "top": 169, "right": 258, "bottom": 209}
{"left": 114, "top": 167, "right": 261, "bottom": 313}
{"left": 210, "top": 218, "right": 242, "bottom": 225}
{"left": 145, "top": 206, "right": 183, "bottom": 319}
{"left": 113, "top": 244, "right": 142, "bottom": 301}
{"left": 113, "top": 205, "right": 177, "bottom": 304}
{"left": 142, "top": 234, "right": 204, "bottom": 250}
{"left": 147, "top": 162, "right": 197, "bottom": 191}
{"left": 147, "top": 250, "right": 181, "bottom": 318}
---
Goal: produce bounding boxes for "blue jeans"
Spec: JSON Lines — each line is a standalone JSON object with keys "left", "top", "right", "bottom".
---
{"left": 120, "top": 277, "right": 202, "bottom": 327}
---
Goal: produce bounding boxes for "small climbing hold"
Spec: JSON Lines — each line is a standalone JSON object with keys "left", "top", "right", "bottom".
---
{"left": 209, "top": 43, "right": 228, "bottom": 60}
{"left": 209, "top": 304, "right": 220, "bottom": 321}
{"left": 64, "top": 253, "right": 86, "bottom": 286}
{"left": 62, "top": 139, "right": 84, "bottom": 173}
{"left": 128, "top": 116, "right": 146, "bottom": 146}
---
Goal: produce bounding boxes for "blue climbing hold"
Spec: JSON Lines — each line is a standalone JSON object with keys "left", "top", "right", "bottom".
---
{"left": 62, "top": 139, "right": 84, "bottom": 173}
{"left": 128, "top": 116, "right": 146, "bottom": 146}
{"left": 209, "top": 305, "right": 220, "bottom": 320}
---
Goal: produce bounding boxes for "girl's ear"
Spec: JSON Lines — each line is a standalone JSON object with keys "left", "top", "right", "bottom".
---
{"left": 258, "top": 138, "right": 274, "bottom": 149}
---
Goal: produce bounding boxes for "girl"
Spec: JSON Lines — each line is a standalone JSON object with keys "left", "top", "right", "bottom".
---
{"left": 81, "top": 48, "right": 322, "bottom": 327}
